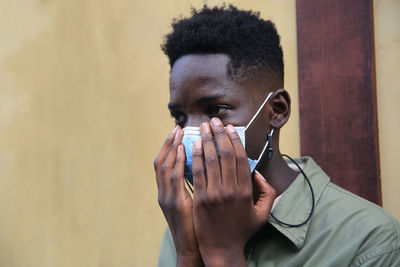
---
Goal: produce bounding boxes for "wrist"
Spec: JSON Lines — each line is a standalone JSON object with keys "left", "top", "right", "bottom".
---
{"left": 177, "top": 253, "right": 203, "bottom": 267}
{"left": 200, "top": 247, "right": 247, "bottom": 267}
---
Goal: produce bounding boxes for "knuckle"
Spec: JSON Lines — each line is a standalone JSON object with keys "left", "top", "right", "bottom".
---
{"left": 192, "top": 167, "right": 203, "bottom": 178}
{"left": 160, "top": 198, "right": 174, "bottom": 211}
{"left": 170, "top": 171, "right": 178, "bottom": 181}
{"left": 195, "top": 194, "right": 207, "bottom": 206}
{"left": 175, "top": 154, "right": 184, "bottom": 164}
{"left": 207, "top": 193, "right": 221, "bottom": 206}
{"left": 165, "top": 133, "right": 174, "bottom": 142}
{"left": 239, "top": 188, "right": 253, "bottom": 201}
{"left": 192, "top": 148, "right": 203, "bottom": 157}
{"left": 230, "top": 134, "right": 241, "bottom": 142}
{"left": 171, "top": 138, "right": 179, "bottom": 148}
{"left": 164, "top": 202, "right": 173, "bottom": 211}
{"left": 157, "top": 194, "right": 165, "bottom": 207}
{"left": 237, "top": 155, "right": 248, "bottom": 165}
{"left": 214, "top": 127, "right": 226, "bottom": 136}
{"left": 170, "top": 171, "right": 183, "bottom": 185}
{"left": 160, "top": 164, "right": 167, "bottom": 174}
{"left": 221, "top": 189, "right": 235, "bottom": 202}
{"left": 174, "top": 200, "right": 186, "bottom": 212}
{"left": 161, "top": 163, "right": 170, "bottom": 174}
{"left": 205, "top": 154, "right": 219, "bottom": 165}
{"left": 202, "top": 134, "right": 214, "bottom": 143}
{"left": 220, "top": 148, "right": 234, "bottom": 159}
{"left": 153, "top": 158, "right": 160, "bottom": 169}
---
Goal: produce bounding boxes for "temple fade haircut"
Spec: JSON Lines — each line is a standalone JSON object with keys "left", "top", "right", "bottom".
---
{"left": 161, "top": 4, "right": 284, "bottom": 82}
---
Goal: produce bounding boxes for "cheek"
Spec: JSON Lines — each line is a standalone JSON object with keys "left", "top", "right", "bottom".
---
{"left": 244, "top": 114, "right": 270, "bottom": 159}
{"left": 217, "top": 105, "right": 250, "bottom": 126}
{"left": 245, "top": 129, "right": 265, "bottom": 159}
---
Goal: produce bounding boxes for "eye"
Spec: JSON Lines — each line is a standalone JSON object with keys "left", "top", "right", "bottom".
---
{"left": 207, "top": 105, "right": 230, "bottom": 117}
{"left": 170, "top": 111, "right": 186, "bottom": 125}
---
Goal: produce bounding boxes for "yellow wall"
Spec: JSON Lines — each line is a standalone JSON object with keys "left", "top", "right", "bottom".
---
{"left": 0, "top": 1, "right": 299, "bottom": 266}
{"left": 5, "top": 0, "right": 399, "bottom": 266}
{"left": 374, "top": 0, "right": 400, "bottom": 221}
{"left": 0, "top": 1, "right": 398, "bottom": 267}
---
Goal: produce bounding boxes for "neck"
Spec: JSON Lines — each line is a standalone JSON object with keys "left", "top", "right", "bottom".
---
{"left": 257, "top": 149, "right": 299, "bottom": 196}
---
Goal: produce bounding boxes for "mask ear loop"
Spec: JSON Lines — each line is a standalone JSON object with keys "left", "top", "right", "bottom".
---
{"left": 244, "top": 91, "right": 274, "bottom": 172}
{"left": 244, "top": 92, "right": 274, "bottom": 132}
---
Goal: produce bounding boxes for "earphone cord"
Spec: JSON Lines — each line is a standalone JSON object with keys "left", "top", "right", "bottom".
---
{"left": 183, "top": 152, "right": 315, "bottom": 227}
{"left": 185, "top": 178, "right": 194, "bottom": 193}
{"left": 269, "top": 154, "right": 315, "bottom": 227}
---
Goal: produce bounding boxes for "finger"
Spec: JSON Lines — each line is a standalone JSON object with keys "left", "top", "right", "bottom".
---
{"left": 253, "top": 170, "right": 277, "bottom": 222}
{"left": 161, "top": 128, "right": 184, "bottom": 195}
{"left": 226, "top": 124, "right": 251, "bottom": 189}
{"left": 192, "top": 140, "right": 206, "bottom": 192}
{"left": 171, "top": 145, "right": 191, "bottom": 200}
{"left": 154, "top": 126, "right": 178, "bottom": 188}
{"left": 210, "top": 118, "right": 237, "bottom": 187}
{"left": 200, "top": 122, "right": 221, "bottom": 188}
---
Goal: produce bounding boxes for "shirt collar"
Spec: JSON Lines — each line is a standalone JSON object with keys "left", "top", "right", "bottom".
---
{"left": 268, "top": 156, "right": 330, "bottom": 249}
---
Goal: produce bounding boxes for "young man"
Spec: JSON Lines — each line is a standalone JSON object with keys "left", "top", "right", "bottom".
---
{"left": 154, "top": 5, "right": 400, "bottom": 267}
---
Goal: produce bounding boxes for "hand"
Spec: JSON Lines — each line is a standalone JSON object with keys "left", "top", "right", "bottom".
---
{"left": 192, "top": 118, "right": 277, "bottom": 267}
{"left": 154, "top": 126, "right": 203, "bottom": 267}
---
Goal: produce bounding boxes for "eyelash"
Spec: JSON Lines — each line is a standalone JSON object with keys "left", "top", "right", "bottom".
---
{"left": 170, "top": 105, "right": 231, "bottom": 125}
{"left": 207, "top": 105, "right": 230, "bottom": 117}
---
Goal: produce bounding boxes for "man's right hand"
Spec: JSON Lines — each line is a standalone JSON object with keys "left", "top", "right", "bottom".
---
{"left": 154, "top": 126, "right": 203, "bottom": 267}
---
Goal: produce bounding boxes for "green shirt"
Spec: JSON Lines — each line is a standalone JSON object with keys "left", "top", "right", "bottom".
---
{"left": 158, "top": 157, "right": 400, "bottom": 266}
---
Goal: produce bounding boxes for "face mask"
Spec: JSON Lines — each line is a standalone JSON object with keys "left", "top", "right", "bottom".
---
{"left": 182, "top": 92, "right": 274, "bottom": 184}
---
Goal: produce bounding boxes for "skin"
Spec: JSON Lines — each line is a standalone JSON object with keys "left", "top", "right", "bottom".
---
{"left": 154, "top": 54, "right": 299, "bottom": 266}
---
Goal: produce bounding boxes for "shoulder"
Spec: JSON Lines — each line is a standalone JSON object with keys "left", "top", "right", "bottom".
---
{"left": 324, "top": 182, "right": 399, "bottom": 231}
{"left": 318, "top": 182, "right": 400, "bottom": 265}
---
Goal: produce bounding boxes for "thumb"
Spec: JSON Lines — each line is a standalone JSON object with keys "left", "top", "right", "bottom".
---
{"left": 253, "top": 170, "right": 277, "bottom": 221}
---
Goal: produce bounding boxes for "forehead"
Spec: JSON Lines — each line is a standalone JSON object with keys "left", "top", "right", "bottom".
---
{"left": 170, "top": 54, "right": 230, "bottom": 88}
{"left": 171, "top": 53, "right": 229, "bottom": 79}
{"left": 169, "top": 54, "right": 246, "bottom": 101}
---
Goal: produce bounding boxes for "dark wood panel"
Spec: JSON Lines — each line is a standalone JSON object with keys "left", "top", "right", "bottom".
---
{"left": 296, "top": 0, "right": 381, "bottom": 204}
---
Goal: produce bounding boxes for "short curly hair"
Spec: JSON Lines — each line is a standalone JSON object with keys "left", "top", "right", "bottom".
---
{"left": 161, "top": 4, "right": 284, "bottom": 81}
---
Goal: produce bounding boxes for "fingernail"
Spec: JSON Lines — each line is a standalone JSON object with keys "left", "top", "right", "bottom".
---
{"left": 172, "top": 126, "right": 178, "bottom": 134}
{"left": 174, "top": 128, "right": 181, "bottom": 140}
{"left": 227, "top": 124, "right": 235, "bottom": 133}
{"left": 194, "top": 140, "right": 202, "bottom": 149}
{"left": 200, "top": 122, "right": 210, "bottom": 132}
{"left": 210, "top": 117, "right": 221, "bottom": 127}
{"left": 177, "top": 144, "right": 182, "bottom": 156}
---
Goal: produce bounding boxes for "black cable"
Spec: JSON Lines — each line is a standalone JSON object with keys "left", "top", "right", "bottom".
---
{"left": 184, "top": 152, "right": 315, "bottom": 228}
{"left": 185, "top": 177, "right": 194, "bottom": 193}
{"left": 269, "top": 154, "right": 315, "bottom": 227}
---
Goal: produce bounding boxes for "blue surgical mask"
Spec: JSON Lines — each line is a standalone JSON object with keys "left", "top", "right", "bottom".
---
{"left": 182, "top": 92, "right": 274, "bottom": 184}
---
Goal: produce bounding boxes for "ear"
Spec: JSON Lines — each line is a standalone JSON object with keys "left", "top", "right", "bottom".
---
{"left": 270, "top": 88, "right": 291, "bottom": 129}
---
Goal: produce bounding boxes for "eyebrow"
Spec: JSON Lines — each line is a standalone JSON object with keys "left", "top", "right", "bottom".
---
{"left": 196, "top": 94, "right": 226, "bottom": 105}
{"left": 167, "top": 93, "right": 227, "bottom": 110}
